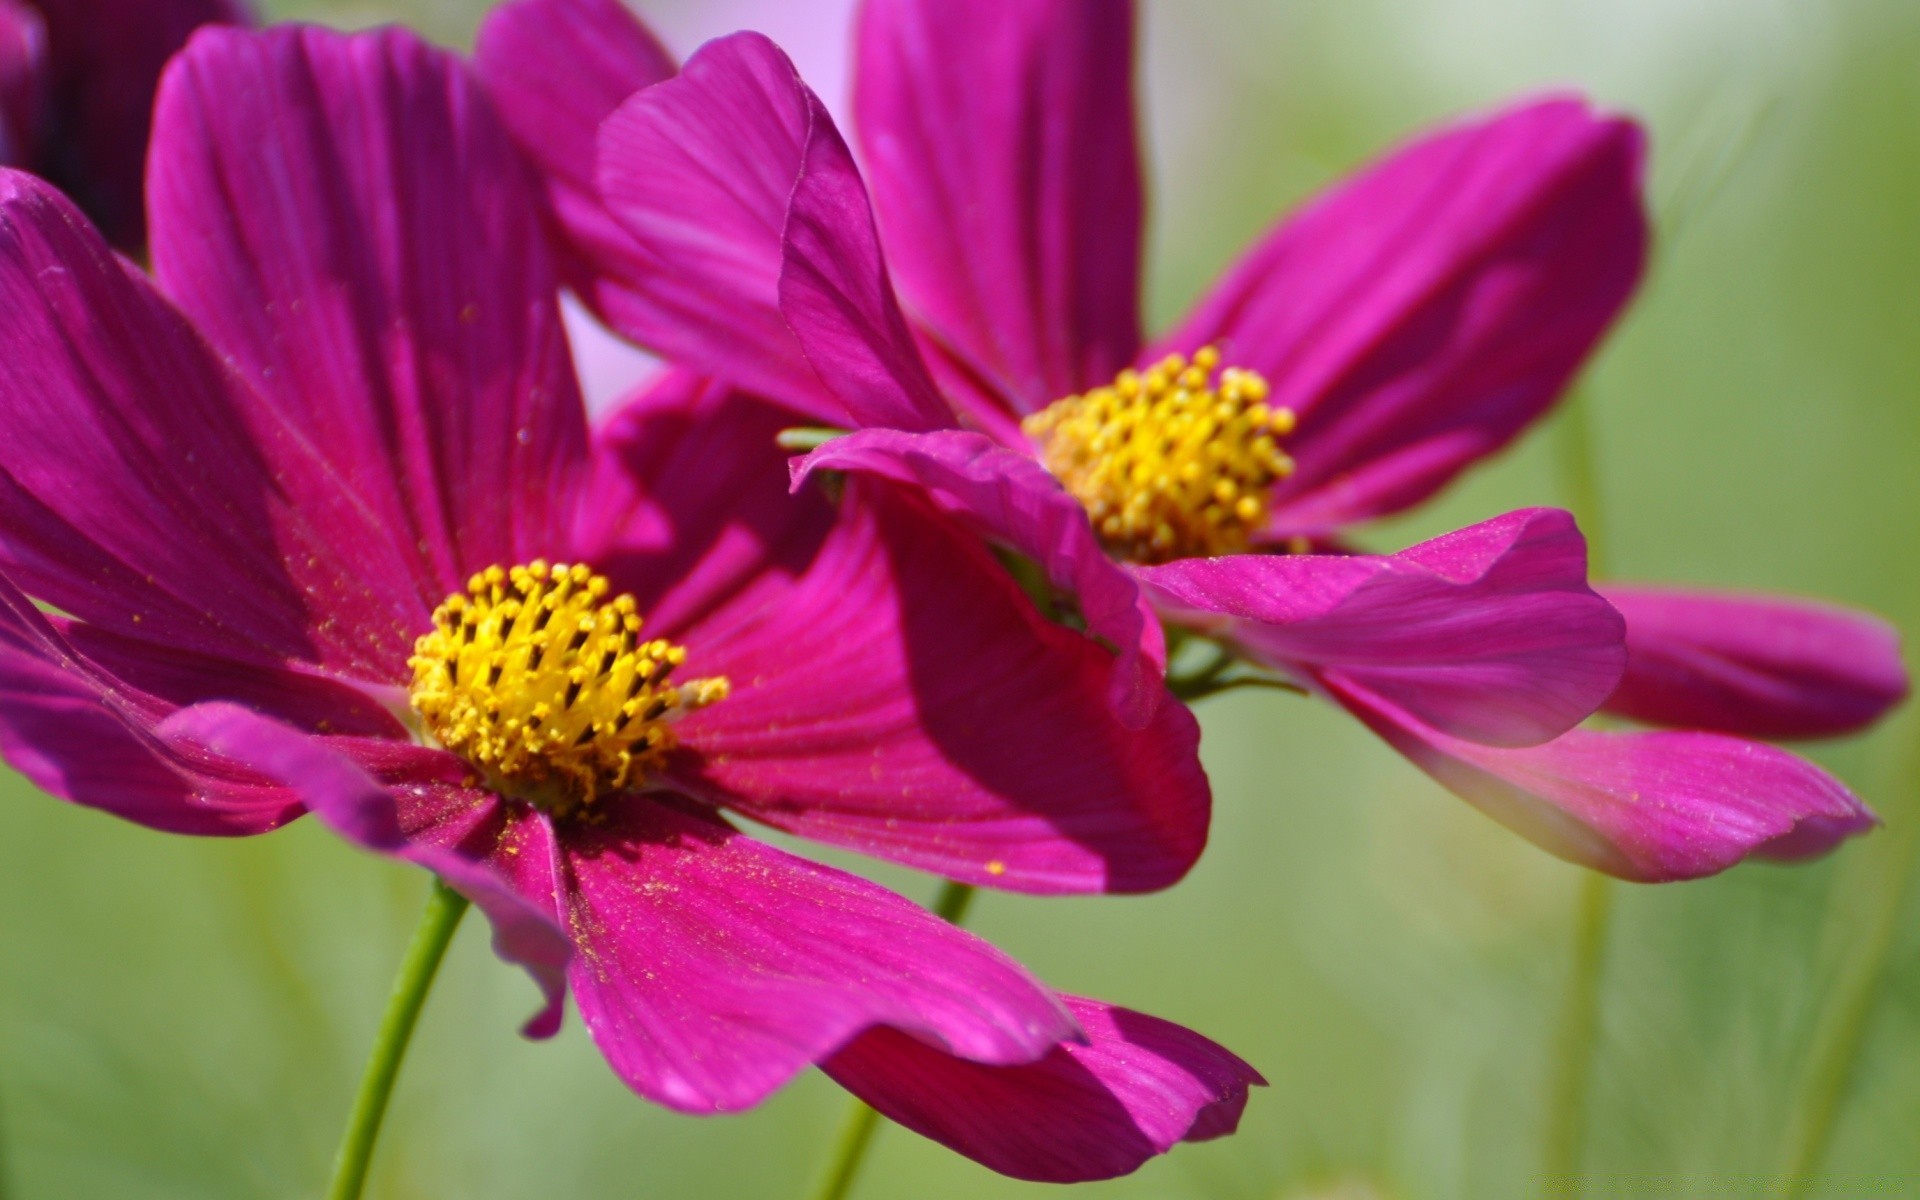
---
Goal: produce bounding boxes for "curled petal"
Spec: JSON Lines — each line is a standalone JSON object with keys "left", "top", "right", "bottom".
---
{"left": 1137, "top": 509, "right": 1625, "bottom": 747}
{"left": 825, "top": 994, "right": 1262, "bottom": 1182}
{"left": 161, "top": 702, "right": 572, "bottom": 1037}
{"left": 1158, "top": 96, "right": 1647, "bottom": 536}
{"left": 791, "top": 429, "right": 1165, "bottom": 727}
{"left": 1336, "top": 684, "right": 1877, "bottom": 881}
{"left": 854, "top": 0, "right": 1144, "bottom": 413}
{"left": 558, "top": 795, "right": 1077, "bottom": 1113}
{"left": 1599, "top": 585, "right": 1908, "bottom": 740}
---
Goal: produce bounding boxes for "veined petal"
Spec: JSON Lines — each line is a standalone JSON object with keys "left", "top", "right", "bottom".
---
{"left": 558, "top": 795, "right": 1077, "bottom": 1113}
{"left": 0, "top": 169, "right": 422, "bottom": 677}
{"left": 163, "top": 702, "right": 573, "bottom": 1037}
{"left": 1157, "top": 96, "right": 1647, "bottom": 536}
{"left": 670, "top": 480, "right": 1206, "bottom": 894}
{"left": 792, "top": 429, "right": 1166, "bottom": 728}
{"left": 472, "top": 0, "right": 675, "bottom": 296}
{"left": 825, "top": 995, "right": 1261, "bottom": 1182}
{"left": 1599, "top": 585, "right": 1908, "bottom": 739}
{"left": 1137, "top": 509, "right": 1625, "bottom": 747}
{"left": 854, "top": 0, "right": 1144, "bottom": 414}
{"left": 149, "top": 24, "right": 589, "bottom": 606}
{"left": 1336, "top": 684, "right": 1876, "bottom": 882}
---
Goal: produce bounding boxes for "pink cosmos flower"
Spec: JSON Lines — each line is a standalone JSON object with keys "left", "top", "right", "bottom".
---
{"left": 0, "top": 0, "right": 248, "bottom": 249}
{"left": 0, "top": 22, "right": 1263, "bottom": 1180}
{"left": 474, "top": 0, "right": 1899, "bottom": 881}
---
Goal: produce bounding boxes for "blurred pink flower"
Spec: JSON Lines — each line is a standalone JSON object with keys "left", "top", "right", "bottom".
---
{"left": 0, "top": 22, "right": 1259, "bottom": 1177}
{"left": 476, "top": 0, "right": 1903, "bottom": 882}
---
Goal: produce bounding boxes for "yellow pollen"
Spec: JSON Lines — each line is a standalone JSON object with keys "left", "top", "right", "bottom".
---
{"left": 1021, "top": 347, "right": 1294, "bottom": 563}
{"left": 407, "top": 561, "right": 728, "bottom": 815}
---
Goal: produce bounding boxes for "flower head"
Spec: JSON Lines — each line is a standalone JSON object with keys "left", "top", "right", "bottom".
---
{"left": 0, "top": 21, "right": 1258, "bottom": 1178}
{"left": 475, "top": 0, "right": 1905, "bottom": 881}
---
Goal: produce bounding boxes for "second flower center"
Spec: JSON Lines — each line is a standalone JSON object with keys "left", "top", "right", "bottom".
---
{"left": 407, "top": 561, "right": 728, "bottom": 815}
{"left": 1022, "top": 347, "right": 1294, "bottom": 563}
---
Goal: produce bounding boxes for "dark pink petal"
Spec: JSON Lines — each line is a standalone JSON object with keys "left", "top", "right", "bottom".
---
{"left": 1137, "top": 509, "right": 1625, "bottom": 747}
{"left": 598, "top": 31, "right": 950, "bottom": 430}
{"left": 558, "top": 794, "right": 1077, "bottom": 1113}
{"left": 573, "top": 369, "right": 836, "bottom": 635}
{"left": 0, "top": 575, "right": 302, "bottom": 836}
{"left": 671, "top": 480, "right": 1206, "bottom": 893}
{"left": 825, "top": 994, "right": 1262, "bottom": 1182}
{"left": 148, "top": 24, "right": 589, "bottom": 603}
{"left": 1158, "top": 96, "right": 1647, "bottom": 536}
{"left": 1598, "top": 586, "right": 1908, "bottom": 740}
{"left": 164, "top": 702, "right": 572, "bottom": 1037}
{"left": 471, "top": 0, "right": 676, "bottom": 298}
{"left": 1336, "top": 685, "right": 1876, "bottom": 881}
{"left": 0, "top": 170, "right": 422, "bottom": 677}
{"left": 593, "top": 31, "right": 843, "bottom": 419}
{"left": 0, "top": 1, "right": 44, "bottom": 166}
{"left": 855, "top": 0, "right": 1143, "bottom": 414}
{"left": 25, "top": 0, "right": 248, "bottom": 248}
{"left": 791, "top": 429, "right": 1166, "bottom": 728}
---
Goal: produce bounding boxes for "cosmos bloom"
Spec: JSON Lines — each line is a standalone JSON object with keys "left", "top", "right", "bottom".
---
{"left": 474, "top": 0, "right": 1895, "bottom": 881}
{"left": 0, "top": 0, "right": 247, "bottom": 249}
{"left": 0, "top": 23, "right": 1262, "bottom": 1179}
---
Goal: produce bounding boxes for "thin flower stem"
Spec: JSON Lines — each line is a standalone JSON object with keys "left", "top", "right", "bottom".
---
{"left": 775, "top": 426, "right": 849, "bottom": 452}
{"left": 1542, "top": 386, "right": 1613, "bottom": 1197}
{"left": 1171, "top": 674, "right": 1308, "bottom": 703}
{"left": 1773, "top": 730, "right": 1920, "bottom": 1196}
{"left": 327, "top": 878, "right": 470, "bottom": 1200}
{"left": 807, "top": 880, "right": 977, "bottom": 1200}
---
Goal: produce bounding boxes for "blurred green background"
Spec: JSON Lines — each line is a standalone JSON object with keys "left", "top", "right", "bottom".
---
{"left": 5, "top": 0, "right": 1920, "bottom": 1196}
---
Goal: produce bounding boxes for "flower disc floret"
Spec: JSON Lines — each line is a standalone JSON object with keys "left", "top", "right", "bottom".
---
{"left": 1022, "top": 348, "right": 1295, "bottom": 563}
{"left": 408, "top": 561, "right": 728, "bottom": 813}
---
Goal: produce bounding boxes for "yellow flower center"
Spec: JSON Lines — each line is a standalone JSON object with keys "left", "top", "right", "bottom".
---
{"left": 1021, "top": 348, "right": 1295, "bottom": 563}
{"left": 407, "top": 561, "right": 728, "bottom": 815}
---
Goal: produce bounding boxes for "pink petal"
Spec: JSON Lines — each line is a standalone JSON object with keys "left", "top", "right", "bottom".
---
{"left": 0, "top": 575, "right": 302, "bottom": 836}
{"left": 670, "top": 479, "right": 1206, "bottom": 894}
{"left": 1337, "top": 685, "right": 1877, "bottom": 881}
{"left": 0, "top": 169, "right": 423, "bottom": 678}
{"left": 558, "top": 794, "right": 1078, "bottom": 1113}
{"left": 471, "top": 0, "right": 676, "bottom": 301}
{"left": 825, "top": 994, "right": 1262, "bottom": 1182}
{"left": 22, "top": 0, "right": 248, "bottom": 248}
{"left": 163, "top": 702, "right": 573, "bottom": 1037}
{"left": 854, "top": 0, "right": 1143, "bottom": 414}
{"left": 593, "top": 31, "right": 851, "bottom": 420}
{"left": 1599, "top": 585, "right": 1908, "bottom": 740}
{"left": 148, "top": 24, "right": 590, "bottom": 603}
{"left": 792, "top": 429, "right": 1166, "bottom": 728}
{"left": 573, "top": 369, "right": 836, "bottom": 635}
{"left": 1137, "top": 509, "right": 1625, "bottom": 747}
{"left": 1157, "top": 96, "right": 1647, "bottom": 536}
{"left": 0, "top": 1, "right": 44, "bottom": 167}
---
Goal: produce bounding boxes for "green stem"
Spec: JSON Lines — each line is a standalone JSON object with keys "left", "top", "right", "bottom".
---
{"left": 327, "top": 878, "right": 470, "bottom": 1200}
{"left": 775, "top": 426, "right": 849, "bottom": 452}
{"left": 1552, "top": 388, "right": 1609, "bottom": 578}
{"left": 808, "top": 880, "right": 977, "bottom": 1200}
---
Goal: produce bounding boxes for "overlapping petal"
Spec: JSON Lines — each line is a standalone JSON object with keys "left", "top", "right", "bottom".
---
{"left": 557, "top": 793, "right": 1077, "bottom": 1113}
{"left": 1158, "top": 97, "right": 1647, "bottom": 536}
{"left": 162, "top": 702, "right": 573, "bottom": 1036}
{"left": 824, "top": 995, "right": 1262, "bottom": 1182}
{"left": 1337, "top": 685, "right": 1875, "bottom": 881}
{"left": 1137, "top": 509, "right": 1624, "bottom": 747}
{"left": 853, "top": 0, "right": 1144, "bottom": 413}
{"left": 792, "top": 429, "right": 1165, "bottom": 727}
{"left": 1598, "top": 586, "right": 1908, "bottom": 740}
{"left": 669, "top": 479, "right": 1206, "bottom": 894}
{"left": 148, "top": 24, "right": 589, "bottom": 606}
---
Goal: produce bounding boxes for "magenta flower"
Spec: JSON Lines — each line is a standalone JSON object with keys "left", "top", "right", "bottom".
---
{"left": 0, "top": 22, "right": 1261, "bottom": 1179}
{"left": 0, "top": 0, "right": 247, "bottom": 249}
{"left": 473, "top": 0, "right": 1896, "bottom": 882}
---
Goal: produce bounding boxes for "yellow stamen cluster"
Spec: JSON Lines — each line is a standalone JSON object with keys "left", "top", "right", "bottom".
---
{"left": 1022, "top": 347, "right": 1295, "bottom": 563}
{"left": 407, "top": 562, "right": 728, "bottom": 814}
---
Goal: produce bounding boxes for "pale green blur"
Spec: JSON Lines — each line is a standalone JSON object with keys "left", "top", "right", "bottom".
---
{"left": 5, "top": 0, "right": 1919, "bottom": 1196}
